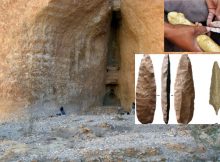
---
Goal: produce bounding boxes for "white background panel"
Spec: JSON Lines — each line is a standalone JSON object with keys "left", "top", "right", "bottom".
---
{"left": 135, "top": 54, "right": 220, "bottom": 124}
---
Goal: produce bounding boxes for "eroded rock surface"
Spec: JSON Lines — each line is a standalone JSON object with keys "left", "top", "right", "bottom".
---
{"left": 0, "top": 0, "right": 112, "bottom": 119}
{"left": 0, "top": 0, "right": 164, "bottom": 120}
{"left": 119, "top": 0, "right": 164, "bottom": 110}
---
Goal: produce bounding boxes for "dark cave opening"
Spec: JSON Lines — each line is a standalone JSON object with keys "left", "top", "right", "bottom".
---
{"left": 107, "top": 10, "right": 121, "bottom": 68}
{"left": 103, "top": 9, "right": 121, "bottom": 106}
{"left": 103, "top": 85, "right": 121, "bottom": 106}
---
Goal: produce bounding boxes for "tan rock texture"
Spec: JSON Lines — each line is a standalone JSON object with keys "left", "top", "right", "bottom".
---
{"left": 118, "top": 0, "right": 164, "bottom": 111}
{"left": 136, "top": 55, "right": 156, "bottom": 124}
{"left": 0, "top": 0, "right": 164, "bottom": 119}
{"left": 0, "top": 0, "right": 111, "bottom": 116}
{"left": 174, "top": 55, "right": 195, "bottom": 124}
{"left": 161, "top": 55, "right": 171, "bottom": 124}
{"left": 209, "top": 62, "right": 220, "bottom": 115}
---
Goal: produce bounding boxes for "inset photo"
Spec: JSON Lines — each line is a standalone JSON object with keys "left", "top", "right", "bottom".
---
{"left": 135, "top": 54, "right": 220, "bottom": 124}
{"left": 164, "top": 0, "right": 220, "bottom": 52}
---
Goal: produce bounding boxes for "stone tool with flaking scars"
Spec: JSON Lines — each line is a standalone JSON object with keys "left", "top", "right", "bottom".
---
{"left": 210, "top": 61, "right": 220, "bottom": 115}
{"left": 136, "top": 55, "right": 156, "bottom": 124}
{"left": 174, "top": 55, "right": 195, "bottom": 124}
{"left": 161, "top": 55, "right": 171, "bottom": 124}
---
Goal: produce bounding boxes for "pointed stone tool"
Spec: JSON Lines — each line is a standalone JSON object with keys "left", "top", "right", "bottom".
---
{"left": 210, "top": 61, "right": 220, "bottom": 115}
{"left": 174, "top": 55, "right": 195, "bottom": 124}
{"left": 136, "top": 55, "right": 156, "bottom": 124}
{"left": 161, "top": 55, "right": 171, "bottom": 124}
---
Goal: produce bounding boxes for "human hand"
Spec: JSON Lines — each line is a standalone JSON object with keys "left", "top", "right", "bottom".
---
{"left": 165, "top": 23, "right": 208, "bottom": 52}
{"left": 206, "top": 0, "right": 220, "bottom": 26}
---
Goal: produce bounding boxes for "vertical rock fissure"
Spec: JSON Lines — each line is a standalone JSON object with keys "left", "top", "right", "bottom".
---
{"left": 107, "top": 10, "right": 121, "bottom": 68}
{"left": 103, "top": 2, "right": 121, "bottom": 106}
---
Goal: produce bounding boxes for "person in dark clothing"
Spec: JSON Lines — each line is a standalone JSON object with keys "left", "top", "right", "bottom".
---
{"left": 60, "top": 107, "right": 66, "bottom": 115}
{"left": 56, "top": 106, "right": 66, "bottom": 116}
{"left": 130, "top": 102, "right": 135, "bottom": 115}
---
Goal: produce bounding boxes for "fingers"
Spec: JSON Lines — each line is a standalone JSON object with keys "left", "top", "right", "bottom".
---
{"left": 210, "top": 21, "right": 220, "bottom": 27}
{"left": 207, "top": 12, "right": 215, "bottom": 26}
{"left": 206, "top": 0, "right": 217, "bottom": 25}
{"left": 206, "top": 0, "right": 217, "bottom": 9}
{"left": 215, "top": 0, "right": 220, "bottom": 20}
{"left": 195, "top": 22, "right": 203, "bottom": 26}
{"left": 194, "top": 26, "right": 208, "bottom": 36}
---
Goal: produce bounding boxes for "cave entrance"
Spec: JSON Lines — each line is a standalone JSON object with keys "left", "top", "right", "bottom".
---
{"left": 103, "top": 85, "right": 120, "bottom": 106}
{"left": 103, "top": 5, "right": 121, "bottom": 106}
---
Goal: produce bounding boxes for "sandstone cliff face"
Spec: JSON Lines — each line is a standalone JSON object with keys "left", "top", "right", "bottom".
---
{"left": 0, "top": 0, "right": 111, "bottom": 117}
{"left": 0, "top": 0, "right": 164, "bottom": 119}
{"left": 119, "top": 0, "right": 164, "bottom": 110}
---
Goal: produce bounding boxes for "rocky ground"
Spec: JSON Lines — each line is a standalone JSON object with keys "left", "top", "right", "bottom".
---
{"left": 0, "top": 112, "right": 220, "bottom": 162}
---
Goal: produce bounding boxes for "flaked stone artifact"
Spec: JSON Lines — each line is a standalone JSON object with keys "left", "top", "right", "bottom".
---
{"left": 136, "top": 55, "right": 156, "bottom": 124}
{"left": 168, "top": 12, "right": 194, "bottom": 26}
{"left": 196, "top": 35, "right": 220, "bottom": 53}
{"left": 210, "top": 62, "right": 220, "bottom": 115}
{"left": 161, "top": 55, "right": 171, "bottom": 124}
{"left": 167, "top": 12, "right": 220, "bottom": 52}
{"left": 174, "top": 55, "right": 195, "bottom": 124}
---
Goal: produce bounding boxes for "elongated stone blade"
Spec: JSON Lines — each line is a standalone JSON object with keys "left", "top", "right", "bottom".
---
{"left": 136, "top": 55, "right": 156, "bottom": 124}
{"left": 161, "top": 55, "right": 171, "bottom": 124}
{"left": 174, "top": 55, "right": 195, "bottom": 124}
{"left": 209, "top": 62, "right": 220, "bottom": 115}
